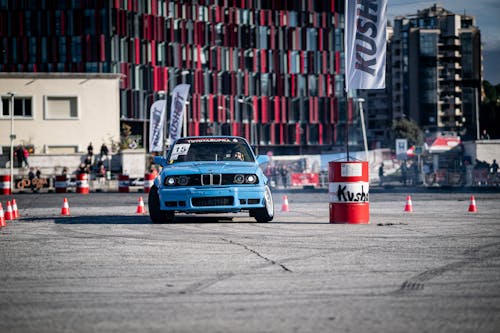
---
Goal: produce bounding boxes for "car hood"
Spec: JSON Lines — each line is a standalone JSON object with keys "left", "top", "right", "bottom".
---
{"left": 164, "top": 162, "right": 260, "bottom": 175}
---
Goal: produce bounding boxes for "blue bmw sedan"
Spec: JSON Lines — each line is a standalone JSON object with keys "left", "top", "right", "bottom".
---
{"left": 149, "top": 136, "right": 274, "bottom": 223}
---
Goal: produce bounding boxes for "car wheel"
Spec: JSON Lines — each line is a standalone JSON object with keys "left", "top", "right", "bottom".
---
{"left": 251, "top": 185, "right": 274, "bottom": 223}
{"left": 148, "top": 185, "right": 174, "bottom": 223}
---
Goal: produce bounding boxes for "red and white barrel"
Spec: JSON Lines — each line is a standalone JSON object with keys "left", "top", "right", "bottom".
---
{"left": 118, "top": 174, "right": 130, "bottom": 193}
{"left": 328, "top": 161, "right": 369, "bottom": 224}
{"left": 76, "top": 173, "right": 90, "bottom": 194}
{"left": 55, "top": 175, "right": 68, "bottom": 193}
{"left": 0, "top": 175, "right": 12, "bottom": 195}
{"left": 144, "top": 173, "right": 155, "bottom": 193}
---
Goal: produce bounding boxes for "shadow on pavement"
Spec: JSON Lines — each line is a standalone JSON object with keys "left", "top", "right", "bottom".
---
{"left": 54, "top": 215, "right": 242, "bottom": 224}
{"left": 54, "top": 215, "right": 151, "bottom": 224}
{"left": 52, "top": 215, "right": 329, "bottom": 224}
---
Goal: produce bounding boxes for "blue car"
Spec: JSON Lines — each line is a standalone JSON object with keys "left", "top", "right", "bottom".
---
{"left": 149, "top": 136, "right": 274, "bottom": 223}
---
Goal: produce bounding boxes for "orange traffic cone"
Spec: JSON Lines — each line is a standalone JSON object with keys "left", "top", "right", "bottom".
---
{"left": 136, "top": 196, "right": 146, "bottom": 214}
{"left": 12, "top": 199, "right": 19, "bottom": 219}
{"left": 404, "top": 195, "right": 413, "bottom": 212}
{"left": 281, "top": 195, "right": 290, "bottom": 212}
{"left": 0, "top": 203, "right": 6, "bottom": 227}
{"left": 468, "top": 195, "right": 477, "bottom": 213}
{"left": 61, "top": 198, "right": 70, "bottom": 216}
{"left": 4, "top": 200, "right": 14, "bottom": 221}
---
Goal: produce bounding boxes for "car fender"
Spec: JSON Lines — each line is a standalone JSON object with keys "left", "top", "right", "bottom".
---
{"left": 153, "top": 175, "right": 162, "bottom": 188}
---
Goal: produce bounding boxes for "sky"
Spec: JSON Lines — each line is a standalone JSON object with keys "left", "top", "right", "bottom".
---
{"left": 387, "top": 0, "right": 500, "bottom": 84}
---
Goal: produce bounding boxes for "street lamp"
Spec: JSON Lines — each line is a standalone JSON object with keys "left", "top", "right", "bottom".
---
{"left": 168, "top": 69, "right": 190, "bottom": 91}
{"left": 218, "top": 106, "right": 232, "bottom": 136}
{"left": 7, "top": 92, "right": 15, "bottom": 193}
{"left": 237, "top": 98, "right": 257, "bottom": 152}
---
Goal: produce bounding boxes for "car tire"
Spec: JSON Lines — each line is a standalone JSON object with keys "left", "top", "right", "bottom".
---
{"left": 251, "top": 185, "right": 274, "bottom": 223}
{"left": 148, "top": 185, "right": 174, "bottom": 223}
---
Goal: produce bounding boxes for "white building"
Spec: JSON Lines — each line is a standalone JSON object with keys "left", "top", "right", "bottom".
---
{"left": 0, "top": 73, "right": 121, "bottom": 155}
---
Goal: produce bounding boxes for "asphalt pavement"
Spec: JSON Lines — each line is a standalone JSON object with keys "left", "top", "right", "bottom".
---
{"left": 1, "top": 189, "right": 499, "bottom": 333}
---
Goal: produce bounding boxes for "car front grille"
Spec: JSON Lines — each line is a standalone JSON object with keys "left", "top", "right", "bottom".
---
{"left": 192, "top": 196, "right": 234, "bottom": 207}
{"left": 170, "top": 174, "right": 258, "bottom": 186}
{"left": 201, "top": 174, "right": 221, "bottom": 185}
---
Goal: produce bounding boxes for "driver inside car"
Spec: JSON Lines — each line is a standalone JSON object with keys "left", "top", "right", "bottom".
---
{"left": 233, "top": 151, "right": 244, "bottom": 161}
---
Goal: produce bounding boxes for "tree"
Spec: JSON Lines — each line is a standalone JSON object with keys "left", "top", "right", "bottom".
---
{"left": 391, "top": 118, "right": 424, "bottom": 148}
{"left": 481, "top": 80, "right": 500, "bottom": 139}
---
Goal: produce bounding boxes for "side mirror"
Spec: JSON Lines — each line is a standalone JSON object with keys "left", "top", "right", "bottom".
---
{"left": 153, "top": 156, "right": 167, "bottom": 166}
{"left": 256, "top": 155, "right": 269, "bottom": 165}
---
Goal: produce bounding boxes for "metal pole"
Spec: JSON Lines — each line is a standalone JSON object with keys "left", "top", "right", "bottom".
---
{"left": 345, "top": 97, "right": 350, "bottom": 161}
{"left": 8, "top": 92, "right": 15, "bottom": 193}
{"left": 162, "top": 95, "right": 169, "bottom": 157}
{"left": 142, "top": 93, "right": 149, "bottom": 151}
{"left": 183, "top": 101, "right": 189, "bottom": 138}
{"left": 357, "top": 98, "right": 369, "bottom": 161}
{"left": 237, "top": 98, "right": 255, "bottom": 150}
{"left": 475, "top": 88, "right": 480, "bottom": 140}
{"left": 143, "top": 90, "right": 165, "bottom": 170}
{"left": 218, "top": 106, "right": 232, "bottom": 136}
{"left": 143, "top": 92, "right": 150, "bottom": 174}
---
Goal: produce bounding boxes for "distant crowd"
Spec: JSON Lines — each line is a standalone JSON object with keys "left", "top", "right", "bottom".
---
{"left": 76, "top": 142, "right": 110, "bottom": 182}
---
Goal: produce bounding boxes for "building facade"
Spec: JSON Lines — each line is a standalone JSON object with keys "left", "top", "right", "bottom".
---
{"left": 391, "top": 4, "right": 482, "bottom": 140}
{"left": 0, "top": 0, "right": 355, "bottom": 155}
{"left": 0, "top": 73, "right": 121, "bottom": 154}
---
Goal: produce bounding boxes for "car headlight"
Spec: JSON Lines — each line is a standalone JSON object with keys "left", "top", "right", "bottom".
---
{"left": 234, "top": 174, "right": 245, "bottom": 184}
{"left": 245, "top": 175, "right": 257, "bottom": 184}
{"left": 177, "top": 175, "right": 189, "bottom": 186}
{"left": 165, "top": 176, "right": 176, "bottom": 186}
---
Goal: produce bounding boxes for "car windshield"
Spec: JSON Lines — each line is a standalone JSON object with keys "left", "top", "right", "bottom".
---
{"left": 168, "top": 137, "right": 255, "bottom": 163}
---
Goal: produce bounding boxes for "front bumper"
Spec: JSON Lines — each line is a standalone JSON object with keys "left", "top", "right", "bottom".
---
{"left": 157, "top": 185, "right": 267, "bottom": 213}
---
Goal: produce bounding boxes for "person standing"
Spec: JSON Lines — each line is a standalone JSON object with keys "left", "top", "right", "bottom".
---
{"left": 279, "top": 164, "right": 289, "bottom": 189}
{"left": 491, "top": 159, "right": 499, "bottom": 174}
{"left": 87, "top": 142, "right": 94, "bottom": 157}
{"left": 97, "top": 163, "right": 106, "bottom": 184}
{"left": 15, "top": 145, "right": 24, "bottom": 168}
{"left": 401, "top": 161, "right": 408, "bottom": 186}
{"left": 22, "top": 146, "right": 30, "bottom": 168}
{"left": 100, "top": 143, "right": 109, "bottom": 160}
{"left": 28, "top": 167, "right": 36, "bottom": 192}
{"left": 378, "top": 162, "right": 384, "bottom": 186}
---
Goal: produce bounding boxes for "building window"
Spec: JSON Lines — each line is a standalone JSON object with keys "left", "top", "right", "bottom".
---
{"left": 44, "top": 96, "right": 78, "bottom": 119}
{"left": 1, "top": 96, "right": 33, "bottom": 118}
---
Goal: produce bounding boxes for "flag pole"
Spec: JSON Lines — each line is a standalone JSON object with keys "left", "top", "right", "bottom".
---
{"left": 162, "top": 96, "right": 168, "bottom": 157}
{"left": 345, "top": 89, "right": 350, "bottom": 161}
{"left": 357, "top": 95, "right": 369, "bottom": 161}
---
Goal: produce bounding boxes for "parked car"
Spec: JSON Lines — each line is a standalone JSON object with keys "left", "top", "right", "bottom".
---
{"left": 148, "top": 136, "right": 274, "bottom": 223}
{"left": 130, "top": 177, "right": 144, "bottom": 186}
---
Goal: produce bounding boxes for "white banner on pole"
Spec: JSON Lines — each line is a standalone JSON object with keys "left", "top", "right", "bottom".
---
{"left": 168, "top": 84, "right": 191, "bottom": 145}
{"left": 396, "top": 138, "right": 408, "bottom": 160}
{"left": 345, "top": 0, "right": 387, "bottom": 90}
{"left": 149, "top": 99, "right": 167, "bottom": 152}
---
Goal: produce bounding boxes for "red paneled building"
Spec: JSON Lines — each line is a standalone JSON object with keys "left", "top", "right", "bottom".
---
{"left": 0, "top": 0, "right": 350, "bottom": 154}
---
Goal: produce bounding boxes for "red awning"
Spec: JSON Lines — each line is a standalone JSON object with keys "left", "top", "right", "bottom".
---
{"left": 428, "top": 137, "right": 461, "bottom": 153}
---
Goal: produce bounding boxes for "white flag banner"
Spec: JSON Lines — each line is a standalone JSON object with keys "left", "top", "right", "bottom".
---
{"left": 168, "top": 83, "right": 191, "bottom": 145}
{"left": 345, "top": 0, "right": 387, "bottom": 90}
{"left": 149, "top": 99, "right": 167, "bottom": 152}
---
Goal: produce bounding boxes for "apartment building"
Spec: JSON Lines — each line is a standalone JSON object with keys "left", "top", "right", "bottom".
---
{"left": 391, "top": 4, "right": 482, "bottom": 139}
